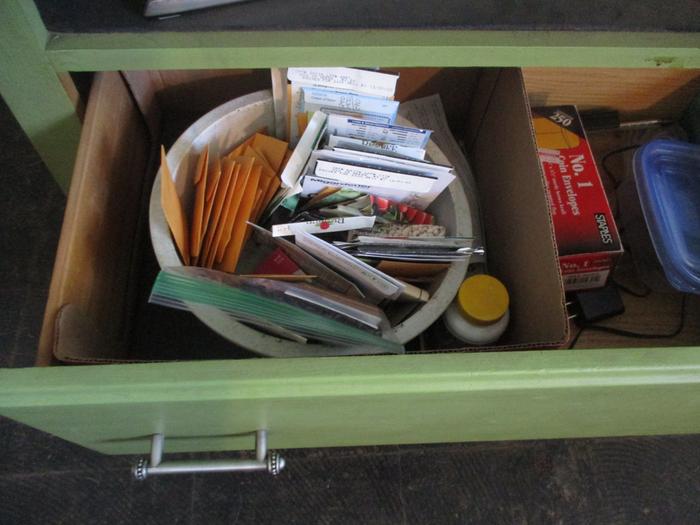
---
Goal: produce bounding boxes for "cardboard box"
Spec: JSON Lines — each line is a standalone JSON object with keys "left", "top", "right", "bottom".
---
{"left": 532, "top": 105, "right": 623, "bottom": 291}
{"left": 45, "top": 68, "right": 569, "bottom": 364}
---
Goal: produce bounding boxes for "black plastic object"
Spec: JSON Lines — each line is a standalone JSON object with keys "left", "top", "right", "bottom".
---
{"left": 573, "top": 284, "right": 625, "bottom": 323}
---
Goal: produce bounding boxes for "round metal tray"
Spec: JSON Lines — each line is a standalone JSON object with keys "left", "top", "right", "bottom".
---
{"left": 149, "top": 90, "right": 472, "bottom": 357}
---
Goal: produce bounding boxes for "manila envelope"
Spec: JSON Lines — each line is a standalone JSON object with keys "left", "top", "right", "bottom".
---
{"left": 200, "top": 160, "right": 234, "bottom": 265}
{"left": 217, "top": 163, "right": 263, "bottom": 272}
{"left": 159, "top": 146, "right": 190, "bottom": 264}
{"left": 213, "top": 158, "right": 255, "bottom": 264}
{"left": 251, "top": 133, "right": 288, "bottom": 172}
{"left": 205, "top": 160, "right": 241, "bottom": 268}
{"left": 190, "top": 146, "right": 209, "bottom": 259}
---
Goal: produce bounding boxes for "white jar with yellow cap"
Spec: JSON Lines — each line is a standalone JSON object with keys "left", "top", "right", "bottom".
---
{"left": 444, "top": 274, "right": 510, "bottom": 345}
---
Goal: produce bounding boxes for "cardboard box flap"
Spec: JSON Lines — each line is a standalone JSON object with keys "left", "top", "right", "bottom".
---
{"left": 468, "top": 68, "right": 569, "bottom": 346}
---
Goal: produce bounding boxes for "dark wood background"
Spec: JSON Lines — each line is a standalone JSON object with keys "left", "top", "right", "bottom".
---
{"left": 36, "top": 0, "right": 700, "bottom": 33}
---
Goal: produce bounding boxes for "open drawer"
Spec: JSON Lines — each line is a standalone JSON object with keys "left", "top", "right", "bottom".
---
{"left": 1, "top": 67, "right": 700, "bottom": 457}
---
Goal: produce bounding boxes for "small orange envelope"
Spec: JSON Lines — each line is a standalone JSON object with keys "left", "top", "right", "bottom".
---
{"left": 159, "top": 146, "right": 190, "bottom": 265}
{"left": 217, "top": 163, "right": 263, "bottom": 273}
{"left": 251, "top": 133, "right": 288, "bottom": 172}
{"left": 190, "top": 146, "right": 209, "bottom": 259}
{"left": 214, "top": 158, "right": 254, "bottom": 264}
{"left": 200, "top": 161, "right": 233, "bottom": 265}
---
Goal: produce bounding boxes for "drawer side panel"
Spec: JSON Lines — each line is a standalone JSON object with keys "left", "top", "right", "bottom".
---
{"left": 36, "top": 72, "right": 151, "bottom": 365}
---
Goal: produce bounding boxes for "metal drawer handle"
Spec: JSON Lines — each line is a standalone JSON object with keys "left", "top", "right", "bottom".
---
{"left": 133, "top": 430, "right": 285, "bottom": 480}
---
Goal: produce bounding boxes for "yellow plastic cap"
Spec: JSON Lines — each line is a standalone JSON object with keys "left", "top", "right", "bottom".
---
{"left": 456, "top": 275, "right": 509, "bottom": 324}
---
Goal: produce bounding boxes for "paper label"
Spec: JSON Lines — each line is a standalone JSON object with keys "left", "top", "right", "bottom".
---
{"left": 301, "top": 87, "right": 399, "bottom": 124}
{"left": 562, "top": 269, "right": 610, "bottom": 291}
{"left": 305, "top": 148, "right": 454, "bottom": 207}
{"left": 287, "top": 68, "right": 398, "bottom": 98}
{"left": 272, "top": 216, "right": 376, "bottom": 237}
{"left": 327, "top": 135, "right": 426, "bottom": 160}
{"left": 351, "top": 224, "right": 447, "bottom": 239}
{"left": 302, "top": 175, "right": 378, "bottom": 197}
{"left": 287, "top": 68, "right": 398, "bottom": 146}
{"left": 314, "top": 160, "right": 434, "bottom": 193}
{"left": 302, "top": 175, "right": 436, "bottom": 210}
{"left": 560, "top": 253, "right": 618, "bottom": 291}
{"left": 326, "top": 115, "right": 432, "bottom": 149}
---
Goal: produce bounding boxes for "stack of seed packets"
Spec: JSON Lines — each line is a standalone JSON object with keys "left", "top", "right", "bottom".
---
{"left": 264, "top": 67, "right": 457, "bottom": 223}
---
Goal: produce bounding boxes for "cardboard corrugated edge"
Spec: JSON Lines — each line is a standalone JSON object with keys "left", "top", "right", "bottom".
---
{"left": 453, "top": 67, "right": 569, "bottom": 351}
{"left": 510, "top": 68, "right": 569, "bottom": 347}
{"left": 53, "top": 304, "right": 164, "bottom": 364}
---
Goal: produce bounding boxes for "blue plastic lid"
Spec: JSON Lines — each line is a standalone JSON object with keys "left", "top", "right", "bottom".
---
{"left": 633, "top": 139, "right": 700, "bottom": 293}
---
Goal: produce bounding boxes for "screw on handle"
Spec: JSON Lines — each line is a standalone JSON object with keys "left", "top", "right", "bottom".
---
{"left": 267, "top": 452, "right": 286, "bottom": 476}
{"left": 133, "top": 457, "right": 148, "bottom": 481}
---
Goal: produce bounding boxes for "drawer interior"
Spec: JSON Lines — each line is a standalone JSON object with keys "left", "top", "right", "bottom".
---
{"left": 36, "top": 67, "right": 700, "bottom": 366}
{"left": 523, "top": 68, "right": 700, "bottom": 351}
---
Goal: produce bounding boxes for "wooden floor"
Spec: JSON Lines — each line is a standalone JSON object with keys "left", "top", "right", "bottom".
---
{"left": 2, "top": 96, "right": 700, "bottom": 524}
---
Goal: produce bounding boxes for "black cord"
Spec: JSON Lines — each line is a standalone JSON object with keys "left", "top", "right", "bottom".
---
{"left": 568, "top": 326, "right": 586, "bottom": 349}
{"left": 611, "top": 278, "right": 652, "bottom": 298}
{"left": 598, "top": 144, "right": 641, "bottom": 220}
{"left": 600, "top": 144, "right": 641, "bottom": 189}
{"left": 569, "top": 294, "right": 687, "bottom": 348}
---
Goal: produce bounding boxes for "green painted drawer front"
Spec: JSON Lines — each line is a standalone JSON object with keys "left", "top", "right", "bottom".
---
{"left": 2, "top": 348, "right": 700, "bottom": 455}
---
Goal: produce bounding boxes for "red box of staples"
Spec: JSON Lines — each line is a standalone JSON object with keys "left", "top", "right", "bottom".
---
{"left": 532, "top": 105, "right": 623, "bottom": 291}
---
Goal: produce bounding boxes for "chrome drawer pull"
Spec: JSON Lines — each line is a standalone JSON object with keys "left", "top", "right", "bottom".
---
{"left": 133, "top": 430, "right": 285, "bottom": 480}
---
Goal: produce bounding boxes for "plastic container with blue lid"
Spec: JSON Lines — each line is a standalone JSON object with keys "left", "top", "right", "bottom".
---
{"left": 633, "top": 139, "right": 700, "bottom": 293}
